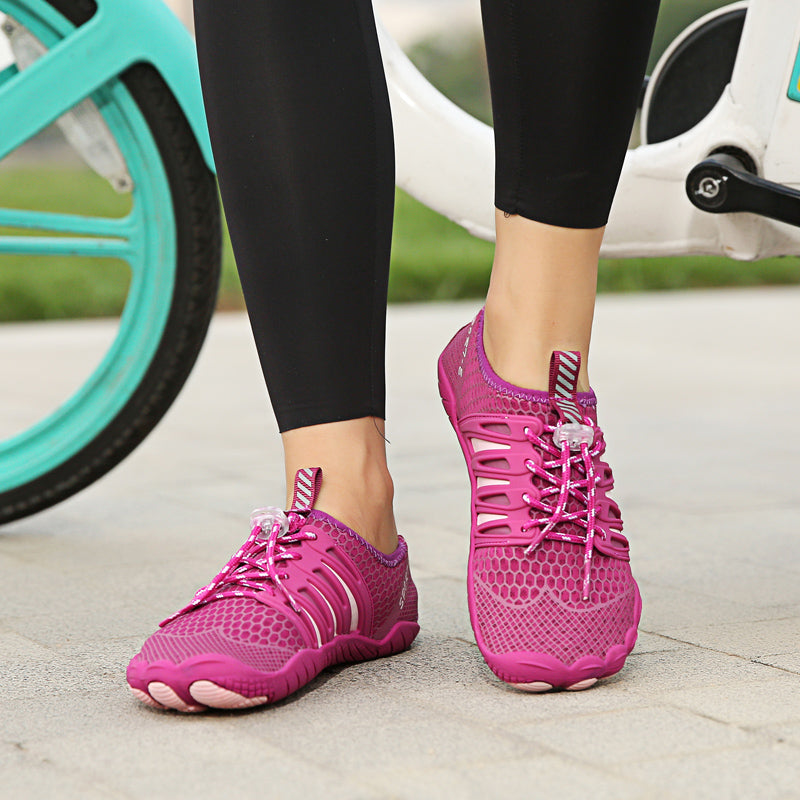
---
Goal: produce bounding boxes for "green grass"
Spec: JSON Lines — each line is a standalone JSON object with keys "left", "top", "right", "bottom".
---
{"left": 598, "top": 255, "right": 800, "bottom": 292}
{"left": 2, "top": 165, "right": 800, "bottom": 322}
{"left": 388, "top": 189, "right": 495, "bottom": 302}
{"left": 0, "top": 167, "right": 132, "bottom": 320}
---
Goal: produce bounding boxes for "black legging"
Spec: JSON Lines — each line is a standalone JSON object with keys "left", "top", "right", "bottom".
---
{"left": 192, "top": 1, "right": 660, "bottom": 432}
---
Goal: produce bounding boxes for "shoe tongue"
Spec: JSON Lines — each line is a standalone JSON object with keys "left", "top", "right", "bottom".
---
{"left": 289, "top": 467, "right": 322, "bottom": 512}
{"left": 548, "top": 351, "right": 584, "bottom": 424}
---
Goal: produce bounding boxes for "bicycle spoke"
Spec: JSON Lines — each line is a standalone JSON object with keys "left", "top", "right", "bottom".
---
{"left": 0, "top": 234, "right": 132, "bottom": 259}
{"left": 0, "top": 207, "right": 133, "bottom": 237}
{"left": 0, "top": 207, "right": 136, "bottom": 259}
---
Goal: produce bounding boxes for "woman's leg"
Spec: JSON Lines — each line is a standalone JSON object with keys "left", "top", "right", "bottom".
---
{"left": 438, "top": 0, "right": 660, "bottom": 691}
{"left": 481, "top": 0, "right": 660, "bottom": 389}
{"left": 127, "top": 3, "right": 419, "bottom": 712}
{"left": 192, "top": 0, "right": 397, "bottom": 553}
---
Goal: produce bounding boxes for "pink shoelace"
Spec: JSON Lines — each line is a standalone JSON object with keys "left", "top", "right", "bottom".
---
{"left": 161, "top": 508, "right": 316, "bottom": 626}
{"left": 520, "top": 420, "right": 603, "bottom": 601}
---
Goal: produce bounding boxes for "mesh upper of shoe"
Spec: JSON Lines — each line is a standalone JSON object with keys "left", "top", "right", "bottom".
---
{"left": 442, "top": 311, "right": 637, "bottom": 665}
{"left": 473, "top": 543, "right": 636, "bottom": 663}
{"left": 141, "top": 599, "right": 305, "bottom": 672}
{"left": 137, "top": 513, "right": 416, "bottom": 674}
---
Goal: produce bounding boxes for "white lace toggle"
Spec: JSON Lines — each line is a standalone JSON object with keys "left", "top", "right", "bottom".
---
{"left": 553, "top": 422, "right": 594, "bottom": 451}
{"left": 250, "top": 506, "right": 288, "bottom": 538}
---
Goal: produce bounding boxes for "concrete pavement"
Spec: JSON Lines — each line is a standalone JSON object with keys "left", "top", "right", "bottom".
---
{"left": 1, "top": 289, "right": 800, "bottom": 799}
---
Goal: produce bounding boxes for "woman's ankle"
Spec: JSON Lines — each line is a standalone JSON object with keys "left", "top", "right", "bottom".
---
{"left": 483, "top": 211, "right": 599, "bottom": 392}
{"left": 281, "top": 417, "right": 399, "bottom": 554}
{"left": 314, "top": 468, "right": 398, "bottom": 555}
{"left": 483, "top": 301, "right": 554, "bottom": 391}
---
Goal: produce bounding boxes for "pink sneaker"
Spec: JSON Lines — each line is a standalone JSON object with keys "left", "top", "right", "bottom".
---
{"left": 127, "top": 468, "right": 419, "bottom": 711}
{"left": 438, "top": 309, "right": 640, "bottom": 691}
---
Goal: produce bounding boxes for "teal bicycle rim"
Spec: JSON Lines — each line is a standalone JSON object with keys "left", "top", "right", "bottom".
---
{"left": 0, "top": 0, "right": 177, "bottom": 492}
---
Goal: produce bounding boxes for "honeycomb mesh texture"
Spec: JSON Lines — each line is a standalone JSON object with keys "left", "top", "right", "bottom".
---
{"left": 472, "top": 541, "right": 637, "bottom": 663}
{"left": 142, "top": 598, "right": 305, "bottom": 673}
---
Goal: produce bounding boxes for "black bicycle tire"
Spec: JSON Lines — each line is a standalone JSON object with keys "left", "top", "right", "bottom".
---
{"left": 0, "top": 0, "right": 222, "bottom": 524}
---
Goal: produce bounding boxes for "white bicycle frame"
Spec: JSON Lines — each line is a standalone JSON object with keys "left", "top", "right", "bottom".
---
{"left": 378, "top": 0, "right": 800, "bottom": 260}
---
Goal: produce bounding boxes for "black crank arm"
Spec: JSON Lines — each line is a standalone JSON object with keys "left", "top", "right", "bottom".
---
{"left": 686, "top": 154, "right": 800, "bottom": 228}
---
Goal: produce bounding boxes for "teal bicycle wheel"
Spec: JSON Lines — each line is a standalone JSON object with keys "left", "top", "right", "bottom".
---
{"left": 0, "top": 0, "right": 221, "bottom": 523}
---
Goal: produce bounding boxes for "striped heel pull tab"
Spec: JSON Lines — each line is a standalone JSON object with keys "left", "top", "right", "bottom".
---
{"left": 290, "top": 467, "right": 322, "bottom": 512}
{"left": 548, "top": 351, "right": 583, "bottom": 424}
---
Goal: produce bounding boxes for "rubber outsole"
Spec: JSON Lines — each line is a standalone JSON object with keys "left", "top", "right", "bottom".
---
{"left": 128, "top": 620, "right": 419, "bottom": 712}
{"left": 511, "top": 678, "right": 598, "bottom": 693}
{"left": 481, "top": 620, "right": 640, "bottom": 689}
{"left": 437, "top": 351, "right": 641, "bottom": 691}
